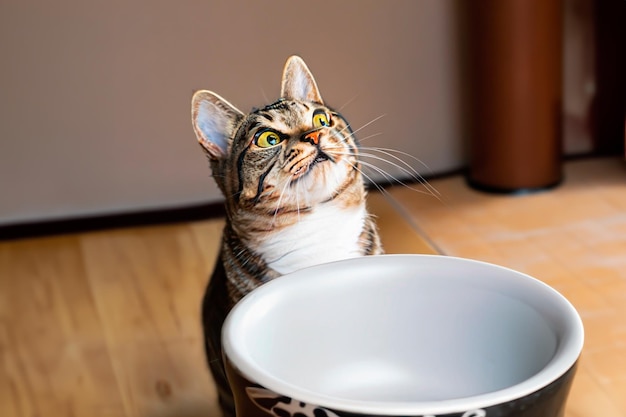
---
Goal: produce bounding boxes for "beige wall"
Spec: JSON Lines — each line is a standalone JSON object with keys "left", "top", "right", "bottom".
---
{"left": 0, "top": 0, "right": 593, "bottom": 225}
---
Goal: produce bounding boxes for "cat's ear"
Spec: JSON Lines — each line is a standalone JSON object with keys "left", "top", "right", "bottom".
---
{"left": 191, "top": 90, "right": 244, "bottom": 159}
{"left": 280, "top": 55, "right": 324, "bottom": 104}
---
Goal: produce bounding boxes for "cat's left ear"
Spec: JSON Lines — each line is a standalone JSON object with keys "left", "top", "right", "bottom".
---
{"left": 191, "top": 90, "right": 244, "bottom": 160}
{"left": 280, "top": 56, "right": 324, "bottom": 104}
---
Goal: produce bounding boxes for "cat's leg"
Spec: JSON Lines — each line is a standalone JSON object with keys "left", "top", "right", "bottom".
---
{"left": 202, "top": 258, "right": 236, "bottom": 417}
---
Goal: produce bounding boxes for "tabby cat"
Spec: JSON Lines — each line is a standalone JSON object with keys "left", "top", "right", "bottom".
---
{"left": 191, "top": 56, "right": 383, "bottom": 417}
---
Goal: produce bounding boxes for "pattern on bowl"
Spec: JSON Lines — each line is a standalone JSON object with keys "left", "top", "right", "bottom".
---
{"left": 225, "top": 360, "right": 576, "bottom": 417}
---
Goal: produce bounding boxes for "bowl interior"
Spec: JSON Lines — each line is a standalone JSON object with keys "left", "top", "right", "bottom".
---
{"left": 223, "top": 255, "right": 583, "bottom": 414}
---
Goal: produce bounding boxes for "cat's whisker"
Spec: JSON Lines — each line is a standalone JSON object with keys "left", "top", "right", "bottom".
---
{"left": 259, "top": 87, "right": 270, "bottom": 104}
{"left": 210, "top": 173, "right": 228, "bottom": 181}
{"left": 342, "top": 158, "right": 397, "bottom": 202}
{"left": 362, "top": 146, "right": 435, "bottom": 176}
{"left": 363, "top": 159, "right": 438, "bottom": 198}
{"left": 358, "top": 159, "right": 441, "bottom": 199}
{"left": 337, "top": 94, "right": 359, "bottom": 111}
{"left": 331, "top": 116, "right": 432, "bottom": 193}
{"left": 337, "top": 114, "right": 386, "bottom": 138}
{"left": 271, "top": 177, "right": 293, "bottom": 228}
{"left": 329, "top": 120, "right": 382, "bottom": 151}
{"left": 325, "top": 139, "right": 436, "bottom": 185}
{"left": 354, "top": 132, "right": 384, "bottom": 143}
{"left": 325, "top": 147, "right": 440, "bottom": 200}
{"left": 295, "top": 178, "right": 302, "bottom": 224}
{"left": 357, "top": 148, "right": 440, "bottom": 197}
{"left": 327, "top": 147, "right": 385, "bottom": 191}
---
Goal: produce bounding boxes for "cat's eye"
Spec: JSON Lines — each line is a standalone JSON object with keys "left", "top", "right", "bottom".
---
{"left": 312, "top": 110, "right": 331, "bottom": 128}
{"left": 255, "top": 130, "right": 284, "bottom": 148}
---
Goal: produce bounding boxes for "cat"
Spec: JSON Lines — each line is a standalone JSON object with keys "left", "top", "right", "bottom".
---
{"left": 191, "top": 56, "right": 383, "bottom": 417}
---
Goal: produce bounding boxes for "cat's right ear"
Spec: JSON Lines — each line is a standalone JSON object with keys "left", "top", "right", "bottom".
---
{"left": 191, "top": 90, "right": 244, "bottom": 159}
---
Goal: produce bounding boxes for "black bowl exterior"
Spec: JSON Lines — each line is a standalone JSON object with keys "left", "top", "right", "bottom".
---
{"left": 225, "top": 358, "right": 578, "bottom": 417}
{"left": 473, "top": 364, "right": 577, "bottom": 417}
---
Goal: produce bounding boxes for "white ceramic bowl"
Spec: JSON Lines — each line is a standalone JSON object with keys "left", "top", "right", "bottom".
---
{"left": 223, "top": 255, "right": 584, "bottom": 417}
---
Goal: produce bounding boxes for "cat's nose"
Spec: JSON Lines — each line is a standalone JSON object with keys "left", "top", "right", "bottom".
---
{"left": 301, "top": 131, "right": 321, "bottom": 145}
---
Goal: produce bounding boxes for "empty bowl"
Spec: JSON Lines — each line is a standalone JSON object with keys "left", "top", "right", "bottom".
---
{"left": 222, "top": 254, "right": 584, "bottom": 417}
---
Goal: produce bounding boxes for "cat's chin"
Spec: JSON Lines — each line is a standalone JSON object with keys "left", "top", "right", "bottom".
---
{"left": 291, "top": 164, "right": 357, "bottom": 205}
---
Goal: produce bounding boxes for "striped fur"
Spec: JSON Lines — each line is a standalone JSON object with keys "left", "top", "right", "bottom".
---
{"left": 192, "top": 56, "right": 382, "bottom": 417}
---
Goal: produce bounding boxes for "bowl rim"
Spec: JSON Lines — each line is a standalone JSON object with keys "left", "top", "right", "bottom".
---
{"left": 222, "top": 254, "right": 585, "bottom": 416}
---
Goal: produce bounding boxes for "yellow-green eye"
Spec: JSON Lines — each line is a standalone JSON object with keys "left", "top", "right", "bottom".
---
{"left": 255, "top": 131, "right": 283, "bottom": 148}
{"left": 312, "top": 111, "right": 330, "bottom": 128}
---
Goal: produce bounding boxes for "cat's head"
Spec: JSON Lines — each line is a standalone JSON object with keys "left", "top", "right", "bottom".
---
{"left": 191, "top": 56, "right": 363, "bottom": 219}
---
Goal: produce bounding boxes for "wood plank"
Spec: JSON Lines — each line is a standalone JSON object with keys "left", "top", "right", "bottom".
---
{"left": 0, "top": 236, "right": 124, "bottom": 417}
{"left": 187, "top": 219, "right": 225, "bottom": 272}
{"left": 565, "top": 362, "right": 624, "bottom": 417}
{"left": 79, "top": 222, "right": 223, "bottom": 417}
{"left": 367, "top": 190, "right": 438, "bottom": 255}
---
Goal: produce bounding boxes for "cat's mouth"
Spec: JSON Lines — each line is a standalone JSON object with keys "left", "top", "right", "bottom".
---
{"left": 290, "top": 150, "right": 332, "bottom": 181}
{"left": 313, "top": 151, "right": 331, "bottom": 165}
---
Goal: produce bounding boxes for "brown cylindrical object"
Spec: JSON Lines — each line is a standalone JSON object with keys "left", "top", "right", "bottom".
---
{"left": 466, "top": 0, "right": 563, "bottom": 193}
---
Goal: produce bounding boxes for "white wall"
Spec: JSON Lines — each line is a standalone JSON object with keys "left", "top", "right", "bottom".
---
{"left": 0, "top": 0, "right": 593, "bottom": 225}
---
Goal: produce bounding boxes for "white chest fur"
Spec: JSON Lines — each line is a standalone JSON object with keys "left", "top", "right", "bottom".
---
{"left": 252, "top": 203, "right": 368, "bottom": 275}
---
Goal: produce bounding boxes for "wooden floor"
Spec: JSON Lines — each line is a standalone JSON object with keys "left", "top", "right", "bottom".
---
{"left": 1, "top": 156, "right": 624, "bottom": 417}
